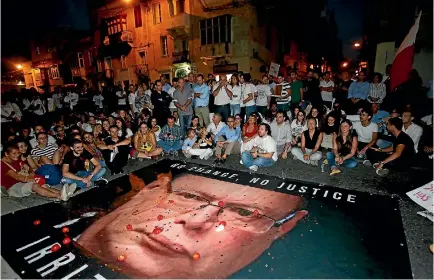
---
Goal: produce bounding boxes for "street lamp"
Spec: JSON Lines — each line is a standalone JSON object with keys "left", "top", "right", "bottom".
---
{"left": 354, "top": 42, "right": 361, "bottom": 48}
{"left": 16, "top": 64, "right": 22, "bottom": 69}
{"left": 342, "top": 62, "right": 348, "bottom": 68}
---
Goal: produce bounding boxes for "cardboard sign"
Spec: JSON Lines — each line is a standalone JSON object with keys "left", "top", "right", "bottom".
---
{"left": 406, "top": 181, "right": 434, "bottom": 212}
{"left": 268, "top": 62, "right": 280, "bottom": 77}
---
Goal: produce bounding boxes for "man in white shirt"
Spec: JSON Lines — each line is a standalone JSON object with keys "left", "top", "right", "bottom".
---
{"left": 30, "top": 95, "right": 46, "bottom": 116}
{"left": 52, "top": 89, "right": 64, "bottom": 111}
{"left": 255, "top": 75, "right": 272, "bottom": 116}
{"left": 241, "top": 123, "right": 277, "bottom": 172}
{"left": 270, "top": 111, "right": 292, "bottom": 159}
{"left": 168, "top": 78, "right": 179, "bottom": 112}
{"left": 116, "top": 84, "right": 128, "bottom": 111}
{"left": 274, "top": 75, "right": 292, "bottom": 112}
{"left": 212, "top": 75, "right": 232, "bottom": 121}
{"left": 93, "top": 91, "right": 104, "bottom": 112}
{"left": 240, "top": 73, "right": 257, "bottom": 119}
{"left": 128, "top": 85, "right": 137, "bottom": 115}
{"left": 319, "top": 72, "right": 334, "bottom": 109}
{"left": 206, "top": 113, "right": 226, "bottom": 140}
{"left": 353, "top": 107, "right": 378, "bottom": 159}
{"left": 401, "top": 109, "right": 422, "bottom": 153}
{"left": 64, "top": 90, "right": 79, "bottom": 111}
{"left": 29, "top": 125, "right": 58, "bottom": 149}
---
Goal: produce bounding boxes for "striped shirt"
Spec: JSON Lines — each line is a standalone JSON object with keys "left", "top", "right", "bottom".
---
{"left": 275, "top": 82, "right": 292, "bottom": 105}
{"left": 31, "top": 144, "right": 58, "bottom": 160}
{"left": 368, "top": 83, "right": 386, "bottom": 103}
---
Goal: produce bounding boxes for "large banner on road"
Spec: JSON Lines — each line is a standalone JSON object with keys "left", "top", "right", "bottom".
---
{"left": 1, "top": 159, "right": 412, "bottom": 278}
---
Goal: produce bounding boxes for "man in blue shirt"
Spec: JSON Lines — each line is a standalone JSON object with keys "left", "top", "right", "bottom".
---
{"left": 161, "top": 75, "right": 171, "bottom": 93}
{"left": 214, "top": 116, "right": 241, "bottom": 164}
{"left": 159, "top": 116, "right": 183, "bottom": 154}
{"left": 193, "top": 74, "right": 210, "bottom": 127}
{"left": 371, "top": 103, "right": 390, "bottom": 134}
{"left": 347, "top": 71, "right": 370, "bottom": 114}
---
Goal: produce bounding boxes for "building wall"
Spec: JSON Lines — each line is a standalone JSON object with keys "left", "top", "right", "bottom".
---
{"left": 93, "top": 0, "right": 274, "bottom": 83}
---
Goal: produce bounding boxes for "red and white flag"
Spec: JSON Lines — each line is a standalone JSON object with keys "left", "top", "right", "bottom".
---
{"left": 389, "top": 11, "right": 422, "bottom": 91}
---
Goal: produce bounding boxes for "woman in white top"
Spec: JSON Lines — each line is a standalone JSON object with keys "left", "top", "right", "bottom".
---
{"left": 115, "top": 118, "right": 133, "bottom": 142}
{"left": 240, "top": 73, "right": 257, "bottom": 119}
{"left": 149, "top": 117, "right": 161, "bottom": 140}
{"left": 368, "top": 73, "right": 386, "bottom": 104}
{"left": 291, "top": 110, "right": 307, "bottom": 146}
{"left": 228, "top": 74, "right": 242, "bottom": 116}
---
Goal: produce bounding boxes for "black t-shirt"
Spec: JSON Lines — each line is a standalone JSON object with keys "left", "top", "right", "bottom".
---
{"left": 104, "top": 136, "right": 125, "bottom": 146}
{"left": 393, "top": 132, "right": 415, "bottom": 162}
{"left": 303, "top": 129, "right": 321, "bottom": 149}
{"left": 63, "top": 150, "right": 93, "bottom": 174}
{"left": 321, "top": 123, "right": 339, "bottom": 135}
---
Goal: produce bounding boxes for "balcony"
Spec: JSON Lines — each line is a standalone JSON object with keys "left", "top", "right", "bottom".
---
{"left": 109, "top": 30, "right": 133, "bottom": 44}
{"left": 71, "top": 67, "right": 86, "bottom": 77}
{"left": 166, "top": 13, "right": 191, "bottom": 37}
{"left": 172, "top": 51, "right": 190, "bottom": 64}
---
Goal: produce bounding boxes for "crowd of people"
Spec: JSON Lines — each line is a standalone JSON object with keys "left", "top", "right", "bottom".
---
{"left": 1, "top": 68, "right": 432, "bottom": 200}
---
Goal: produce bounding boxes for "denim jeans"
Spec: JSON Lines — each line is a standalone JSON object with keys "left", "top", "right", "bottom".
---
{"left": 178, "top": 114, "right": 192, "bottom": 137}
{"left": 245, "top": 105, "right": 257, "bottom": 118}
{"left": 158, "top": 140, "right": 183, "bottom": 152}
{"left": 241, "top": 151, "right": 275, "bottom": 168}
{"left": 61, "top": 167, "right": 107, "bottom": 189}
{"left": 215, "top": 104, "right": 230, "bottom": 122}
{"left": 326, "top": 152, "right": 358, "bottom": 169}
{"left": 230, "top": 104, "right": 241, "bottom": 116}
{"left": 291, "top": 147, "right": 322, "bottom": 164}
{"left": 376, "top": 139, "right": 393, "bottom": 149}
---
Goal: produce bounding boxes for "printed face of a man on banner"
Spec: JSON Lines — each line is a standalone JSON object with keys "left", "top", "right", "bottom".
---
{"left": 78, "top": 174, "right": 308, "bottom": 278}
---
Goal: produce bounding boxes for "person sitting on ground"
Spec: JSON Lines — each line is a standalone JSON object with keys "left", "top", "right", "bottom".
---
{"left": 234, "top": 114, "right": 243, "bottom": 129}
{"left": 270, "top": 111, "right": 292, "bottom": 159}
{"left": 149, "top": 117, "right": 161, "bottom": 140}
{"left": 365, "top": 118, "right": 415, "bottom": 176}
{"left": 240, "top": 113, "right": 259, "bottom": 153}
{"left": 321, "top": 112, "right": 339, "bottom": 150}
{"left": 132, "top": 122, "right": 163, "bottom": 160}
{"left": 306, "top": 107, "right": 321, "bottom": 128}
{"left": 62, "top": 139, "right": 107, "bottom": 189}
{"left": 207, "top": 113, "right": 226, "bottom": 141}
{"left": 29, "top": 124, "right": 57, "bottom": 149}
{"left": 291, "top": 110, "right": 307, "bottom": 146}
{"left": 183, "top": 128, "right": 214, "bottom": 160}
{"left": 82, "top": 132, "right": 105, "bottom": 166}
{"left": 353, "top": 107, "right": 378, "bottom": 159}
{"left": 214, "top": 115, "right": 242, "bottom": 164}
{"left": 159, "top": 115, "right": 183, "bottom": 154}
{"left": 15, "top": 138, "right": 39, "bottom": 170}
{"left": 291, "top": 117, "right": 323, "bottom": 166}
{"left": 98, "top": 125, "right": 131, "bottom": 175}
{"left": 401, "top": 109, "right": 423, "bottom": 153}
{"left": 241, "top": 123, "right": 277, "bottom": 172}
{"left": 115, "top": 118, "right": 133, "bottom": 142}
{"left": 31, "top": 131, "right": 62, "bottom": 166}
{"left": 189, "top": 115, "right": 202, "bottom": 135}
{"left": 327, "top": 119, "right": 358, "bottom": 175}
{"left": 1, "top": 145, "right": 70, "bottom": 200}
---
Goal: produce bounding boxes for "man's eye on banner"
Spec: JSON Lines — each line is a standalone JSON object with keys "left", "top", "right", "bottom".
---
{"left": 77, "top": 174, "right": 308, "bottom": 278}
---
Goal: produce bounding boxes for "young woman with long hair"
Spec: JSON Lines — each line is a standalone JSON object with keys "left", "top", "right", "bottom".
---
{"left": 228, "top": 74, "right": 242, "bottom": 116}
{"left": 291, "top": 117, "right": 323, "bottom": 165}
{"left": 326, "top": 119, "right": 358, "bottom": 175}
{"left": 132, "top": 122, "right": 163, "bottom": 160}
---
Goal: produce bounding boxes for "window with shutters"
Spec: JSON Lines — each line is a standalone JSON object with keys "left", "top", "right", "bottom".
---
{"left": 153, "top": 3, "right": 162, "bottom": 24}
{"left": 134, "top": 5, "right": 142, "bottom": 27}
{"left": 161, "top": 36, "right": 168, "bottom": 56}
{"left": 77, "top": 52, "right": 85, "bottom": 68}
{"left": 200, "top": 15, "right": 231, "bottom": 45}
{"left": 50, "top": 65, "right": 60, "bottom": 79}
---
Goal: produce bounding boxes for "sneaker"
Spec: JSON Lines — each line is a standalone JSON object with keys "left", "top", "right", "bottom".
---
{"left": 97, "top": 177, "right": 109, "bottom": 184}
{"left": 67, "top": 183, "right": 77, "bottom": 196}
{"left": 363, "top": 160, "right": 372, "bottom": 167}
{"left": 249, "top": 165, "right": 258, "bottom": 172}
{"left": 60, "top": 184, "right": 69, "bottom": 201}
{"left": 330, "top": 168, "right": 341, "bottom": 176}
{"left": 376, "top": 168, "right": 389, "bottom": 176}
{"left": 310, "top": 160, "right": 319, "bottom": 166}
{"left": 203, "top": 150, "right": 212, "bottom": 160}
{"left": 240, "top": 159, "right": 243, "bottom": 165}
{"left": 373, "top": 162, "right": 381, "bottom": 169}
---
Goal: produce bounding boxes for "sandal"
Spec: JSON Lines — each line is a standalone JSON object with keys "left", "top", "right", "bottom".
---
{"left": 330, "top": 168, "right": 341, "bottom": 176}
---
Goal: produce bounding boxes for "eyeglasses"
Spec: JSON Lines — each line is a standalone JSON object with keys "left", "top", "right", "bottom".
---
{"left": 162, "top": 190, "right": 298, "bottom": 233}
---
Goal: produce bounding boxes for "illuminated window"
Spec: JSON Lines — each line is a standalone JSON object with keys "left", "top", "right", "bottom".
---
{"left": 153, "top": 3, "right": 162, "bottom": 24}
{"left": 200, "top": 15, "right": 232, "bottom": 45}
{"left": 134, "top": 5, "right": 142, "bottom": 27}
{"left": 77, "top": 52, "right": 85, "bottom": 68}
{"left": 50, "top": 65, "right": 60, "bottom": 79}
{"left": 104, "top": 57, "right": 112, "bottom": 70}
{"left": 139, "top": 51, "right": 147, "bottom": 65}
{"left": 97, "top": 60, "right": 102, "bottom": 72}
{"left": 161, "top": 36, "right": 168, "bottom": 56}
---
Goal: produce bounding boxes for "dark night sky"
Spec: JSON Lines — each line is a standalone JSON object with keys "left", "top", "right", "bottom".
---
{"left": 2, "top": 0, "right": 362, "bottom": 60}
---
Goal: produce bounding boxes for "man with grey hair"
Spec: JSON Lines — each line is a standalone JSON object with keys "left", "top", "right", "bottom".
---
{"left": 173, "top": 78, "right": 194, "bottom": 135}
{"left": 206, "top": 113, "right": 226, "bottom": 141}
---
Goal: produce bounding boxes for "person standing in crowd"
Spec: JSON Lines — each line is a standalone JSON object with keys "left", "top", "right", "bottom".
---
{"left": 368, "top": 73, "right": 386, "bottom": 104}
{"left": 174, "top": 78, "right": 194, "bottom": 135}
{"left": 132, "top": 122, "right": 162, "bottom": 160}
{"left": 240, "top": 73, "right": 257, "bottom": 119}
{"left": 158, "top": 115, "right": 183, "bottom": 154}
{"left": 151, "top": 80, "right": 172, "bottom": 126}
{"left": 401, "top": 109, "right": 423, "bottom": 153}
{"left": 93, "top": 91, "right": 105, "bottom": 113}
{"left": 256, "top": 75, "right": 272, "bottom": 116}
{"left": 186, "top": 73, "right": 196, "bottom": 89}
{"left": 303, "top": 70, "right": 321, "bottom": 109}
{"left": 207, "top": 113, "right": 226, "bottom": 140}
{"left": 347, "top": 71, "right": 370, "bottom": 114}
{"left": 193, "top": 74, "right": 210, "bottom": 127}
{"left": 64, "top": 89, "right": 79, "bottom": 112}
{"left": 115, "top": 84, "right": 128, "bottom": 111}
{"left": 161, "top": 75, "right": 171, "bottom": 93}
{"left": 270, "top": 111, "right": 292, "bottom": 159}
{"left": 1, "top": 145, "right": 71, "bottom": 200}
{"left": 29, "top": 125, "right": 57, "bottom": 148}
{"left": 365, "top": 118, "right": 415, "bottom": 176}
{"left": 275, "top": 74, "right": 292, "bottom": 112}
{"left": 241, "top": 123, "right": 277, "bottom": 172}
{"left": 291, "top": 117, "right": 323, "bottom": 166}
{"left": 167, "top": 78, "right": 179, "bottom": 113}
{"left": 61, "top": 139, "right": 106, "bottom": 189}
{"left": 214, "top": 115, "right": 241, "bottom": 163}
{"left": 335, "top": 71, "right": 352, "bottom": 105}
{"left": 134, "top": 86, "right": 150, "bottom": 115}
{"left": 128, "top": 85, "right": 137, "bottom": 116}
{"left": 353, "top": 107, "right": 378, "bottom": 159}
{"left": 97, "top": 125, "right": 130, "bottom": 175}
{"left": 319, "top": 71, "right": 334, "bottom": 109}
{"left": 212, "top": 74, "right": 231, "bottom": 122}
{"left": 228, "top": 73, "right": 242, "bottom": 116}
{"left": 289, "top": 71, "right": 303, "bottom": 109}
{"left": 327, "top": 119, "right": 358, "bottom": 175}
